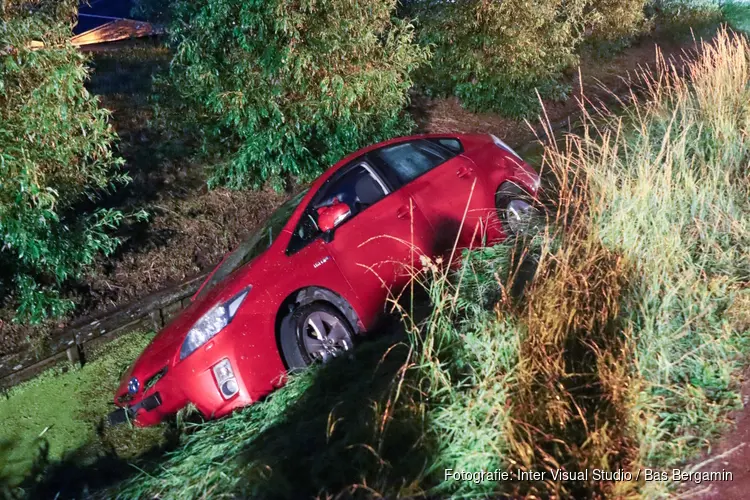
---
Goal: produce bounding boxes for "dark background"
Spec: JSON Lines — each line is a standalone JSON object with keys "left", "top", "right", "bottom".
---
{"left": 75, "top": 0, "right": 138, "bottom": 34}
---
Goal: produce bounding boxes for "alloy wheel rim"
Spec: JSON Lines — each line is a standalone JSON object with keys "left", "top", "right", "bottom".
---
{"left": 504, "top": 199, "right": 537, "bottom": 235}
{"left": 300, "top": 310, "right": 352, "bottom": 362}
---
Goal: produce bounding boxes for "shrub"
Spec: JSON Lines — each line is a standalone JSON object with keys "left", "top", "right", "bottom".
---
{"left": 0, "top": 1, "right": 134, "bottom": 323}
{"left": 722, "top": 0, "right": 750, "bottom": 35}
{"left": 404, "top": 0, "right": 656, "bottom": 117}
{"left": 405, "top": 0, "right": 589, "bottom": 117}
{"left": 163, "top": 0, "right": 429, "bottom": 190}
{"left": 586, "top": 0, "right": 650, "bottom": 41}
{"left": 648, "top": 0, "right": 724, "bottom": 36}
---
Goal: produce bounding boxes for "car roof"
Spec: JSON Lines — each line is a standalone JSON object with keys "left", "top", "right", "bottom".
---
{"left": 317, "top": 132, "right": 485, "bottom": 187}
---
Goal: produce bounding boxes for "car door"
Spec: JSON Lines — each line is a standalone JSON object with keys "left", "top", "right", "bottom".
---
{"left": 287, "top": 160, "right": 433, "bottom": 329}
{"left": 369, "top": 138, "right": 493, "bottom": 257}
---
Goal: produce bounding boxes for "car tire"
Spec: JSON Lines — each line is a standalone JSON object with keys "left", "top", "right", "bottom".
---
{"left": 495, "top": 182, "right": 540, "bottom": 237}
{"left": 280, "top": 302, "right": 356, "bottom": 371}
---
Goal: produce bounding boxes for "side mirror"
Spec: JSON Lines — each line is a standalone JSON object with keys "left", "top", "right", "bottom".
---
{"left": 317, "top": 199, "right": 352, "bottom": 238}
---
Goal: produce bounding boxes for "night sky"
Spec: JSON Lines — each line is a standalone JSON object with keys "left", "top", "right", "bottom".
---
{"left": 75, "top": 0, "right": 137, "bottom": 34}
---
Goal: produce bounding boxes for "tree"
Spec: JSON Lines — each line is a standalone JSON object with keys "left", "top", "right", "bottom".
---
{"left": 586, "top": 0, "right": 649, "bottom": 41}
{"left": 163, "top": 0, "right": 429, "bottom": 190}
{"left": 0, "top": 0, "right": 135, "bottom": 322}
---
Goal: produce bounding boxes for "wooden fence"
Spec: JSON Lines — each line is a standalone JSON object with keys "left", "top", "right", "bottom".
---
{"left": 0, "top": 273, "right": 207, "bottom": 390}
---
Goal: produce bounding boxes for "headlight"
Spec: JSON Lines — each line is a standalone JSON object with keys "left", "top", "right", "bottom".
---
{"left": 179, "top": 287, "right": 250, "bottom": 360}
{"left": 490, "top": 134, "right": 522, "bottom": 161}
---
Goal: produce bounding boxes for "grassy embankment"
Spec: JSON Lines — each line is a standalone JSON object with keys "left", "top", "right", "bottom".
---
{"left": 0, "top": 332, "right": 171, "bottom": 494}
{"left": 112, "top": 26, "right": 750, "bottom": 499}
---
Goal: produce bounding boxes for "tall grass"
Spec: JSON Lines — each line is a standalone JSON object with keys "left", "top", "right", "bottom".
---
{"left": 398, "top": 246, "right": 527, "bottom": 498}
{"left": 582, "top": 27, "right": 750, "bottom": 495}
{"left": 507, "top": 25, "right": 748, "bottom": 497}
{"left": 403, "top": 24, "right": 750, "bottom": 498}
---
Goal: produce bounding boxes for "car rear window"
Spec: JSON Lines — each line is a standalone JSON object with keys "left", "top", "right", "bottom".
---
{"left": 431, "top": 138, "right": 463, "bottom": 154}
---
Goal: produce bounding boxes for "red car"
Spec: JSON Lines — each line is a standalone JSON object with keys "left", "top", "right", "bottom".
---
{"left": 109, "top": 133, "right": 540, "bottom": 426}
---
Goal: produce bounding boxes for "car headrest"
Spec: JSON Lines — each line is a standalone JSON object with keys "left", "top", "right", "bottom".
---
{"left": 355, "top": 175, "right": 383, "bottom": 206}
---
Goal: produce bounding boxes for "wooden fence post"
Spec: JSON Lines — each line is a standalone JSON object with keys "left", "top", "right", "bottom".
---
{"left": 150, "top": 309, "right": 163, "bottom": 332}
{"left": 66, "top": 344, "right": 82, "bottom": 367}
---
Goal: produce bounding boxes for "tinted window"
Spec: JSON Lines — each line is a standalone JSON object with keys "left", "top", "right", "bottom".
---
{"left": 317, "top": 165, "right": 387, "bottom": 214}
{"left": 432, "top": 138, "right": 463, "bottom": 154}
{"left": 197, "top": 189, "right": 308, "bottom": 300}
{"left": 287, "top": 164, "right": 387, "bottom": 254}
{"left": 372, "top": 140, "right": 454, "bottom": 184}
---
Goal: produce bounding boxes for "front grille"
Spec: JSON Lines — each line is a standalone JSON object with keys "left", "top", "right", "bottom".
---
{"left": 145, "top": 367, "right": 168, "bottom": 391}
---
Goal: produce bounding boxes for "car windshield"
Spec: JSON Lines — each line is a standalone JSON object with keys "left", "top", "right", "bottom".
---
{"left": 195, "top": 189, "right": 309, "bottom": 300}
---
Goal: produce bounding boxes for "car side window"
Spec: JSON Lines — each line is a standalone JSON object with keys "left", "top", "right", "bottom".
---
{"left": 287, "top": 164, "right": 388, "bottom": 255}
{"left": 371, "top": 139, "right": 459, "bottom": 185}
{"left": 431, "top": 137, "right": 463, "bottom": 154}
{"left": 315, "top": 164, "right": 388, "bottom": 215}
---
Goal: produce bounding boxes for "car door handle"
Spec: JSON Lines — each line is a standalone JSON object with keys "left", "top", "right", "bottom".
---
{"left": 396, "top": 205, "right": 411, "bottom": 219}
{"left": 456, "top": 165, "right": 474, "bottom": 178}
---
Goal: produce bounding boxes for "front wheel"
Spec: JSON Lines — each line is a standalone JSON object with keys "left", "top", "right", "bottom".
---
{"left": 280, "top": 302, "right": 355, "bottom": 370}
{"left": 495, "top": 182, "right": 541, "bottom": 237}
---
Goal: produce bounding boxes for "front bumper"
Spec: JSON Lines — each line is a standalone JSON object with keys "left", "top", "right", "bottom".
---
{"left": 110, "top": 305, "right": 288, "bottom": 427}
{"left": 110, "top": 354, "right": 258, "bottom": 427}
{"left": 107, "top": 392, "right": 164, "bottom": 426}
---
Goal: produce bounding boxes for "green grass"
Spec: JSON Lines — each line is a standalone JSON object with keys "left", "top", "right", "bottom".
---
{"left": 113, "top": 332, "right": 428, "bottom": 499}
{"left": 0, "top": 331, "right": 168, "bottom": 492}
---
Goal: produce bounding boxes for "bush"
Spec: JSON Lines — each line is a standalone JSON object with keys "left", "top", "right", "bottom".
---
{"left": 404, "top": 0, "right": 589, "bottom": 117}
{"left": 648, "top": 0, "right": 724, "bottom": 36}
{"left": 404, "top": 0, "right": 654, "bottom": 117}
{"left": 587, "top": 0, "right": 650, "bottom": 41}
{"left": 163, "top": 0, "right": 429, "bottom": 190}
{"left": 0, "top": 1, "right": 134, "bottom": 323}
